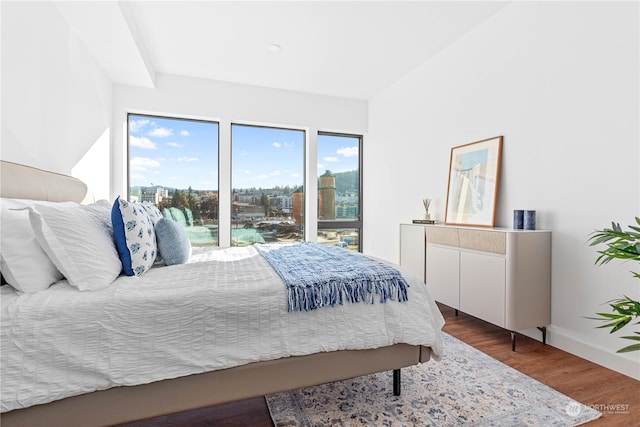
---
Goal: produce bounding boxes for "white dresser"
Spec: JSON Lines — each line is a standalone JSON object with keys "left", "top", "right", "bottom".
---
{"left": 400, "top": 223, "right": 551, "bottom": 350}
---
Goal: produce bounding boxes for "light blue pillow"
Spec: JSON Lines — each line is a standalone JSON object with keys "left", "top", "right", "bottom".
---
{"left": 112, "top": 197, "right": 157, "bottom": 276}
{"left": 155, "top": 218, "right": 192, "bottom": 266}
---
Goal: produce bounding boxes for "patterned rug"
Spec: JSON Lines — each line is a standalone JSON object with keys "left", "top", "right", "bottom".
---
{"left": 266, "top": 333, "right": 601, "bottom": 426}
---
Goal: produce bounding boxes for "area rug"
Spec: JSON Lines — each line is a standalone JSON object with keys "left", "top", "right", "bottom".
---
{"left": 266, "top": 333, "right": 601, "bottom": 426}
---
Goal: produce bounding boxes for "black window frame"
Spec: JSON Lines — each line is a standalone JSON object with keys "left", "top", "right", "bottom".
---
{"left": 316, "top": 131, "right": 363, "bottom": 252}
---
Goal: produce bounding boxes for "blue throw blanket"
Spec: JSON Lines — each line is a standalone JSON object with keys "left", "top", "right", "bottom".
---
{"left": 255, "top": 241, "right": 409, "bottom": 312}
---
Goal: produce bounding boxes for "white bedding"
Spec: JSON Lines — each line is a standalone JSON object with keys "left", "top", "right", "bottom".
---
{"left": 1, "top": 246, "right": 444, "bottom": 413}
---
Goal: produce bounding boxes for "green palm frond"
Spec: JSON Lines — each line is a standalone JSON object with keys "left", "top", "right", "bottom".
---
{"left": 587, "top": 218, "right": 640, "bottom": 352}
{"left": 617, "top": 332, "right": 640, "bottom": 353}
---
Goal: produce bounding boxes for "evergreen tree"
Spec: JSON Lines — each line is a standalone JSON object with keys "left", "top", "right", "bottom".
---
{"left": 171, "top": 189, "right": 188, "bottom": 210}
{"left": 187, "top": 186, "right": 196, "bottom": 211}
{"left": 260, "top": 192, "right": 269, "bottom": 216}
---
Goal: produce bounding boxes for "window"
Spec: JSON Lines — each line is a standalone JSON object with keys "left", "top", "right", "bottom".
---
{"left": 317, "top": 132, "right": 362, "bottom": 251}
{"left": 128, "top": 113, "right": 219, "bottom": 246}
{"left": 231, "top": 124, "right": 305, "bottom": 246}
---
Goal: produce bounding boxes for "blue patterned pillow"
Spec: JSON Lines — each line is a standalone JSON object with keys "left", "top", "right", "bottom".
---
{"left": 112, "top": 197, "right": 157, "bottom": 276}
{"left": 141, "top": 202, "right": 163, "bottom": 225}
{"left": 155, "top": 218, "right": 191, "bottom": 266}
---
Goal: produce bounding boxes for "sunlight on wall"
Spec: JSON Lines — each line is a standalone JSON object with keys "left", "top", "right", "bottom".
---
{"left": 71, "top": 127, "right": 111, "bottom": 201}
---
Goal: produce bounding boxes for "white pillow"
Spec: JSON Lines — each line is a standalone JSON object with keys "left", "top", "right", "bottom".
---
{"left": 0, "top": 198, "right": 76, "bottom": 293}
{"left": 112, "top": 197, "right": 157, "bottom": 277}
{"left": 28, "top": 200, "right": 122, "bottom": 291}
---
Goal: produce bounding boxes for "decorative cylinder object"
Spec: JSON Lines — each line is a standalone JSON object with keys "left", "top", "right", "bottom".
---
{"left": 524, "top": 210, "right": 536, "bottom": 230}
{"left": 513, "top": 210, "right": 524, "bottom": 229}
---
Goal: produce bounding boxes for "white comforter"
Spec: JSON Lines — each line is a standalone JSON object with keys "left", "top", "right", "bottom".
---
{"left": 1, "top": 246, "right": 444, "bottom": 412}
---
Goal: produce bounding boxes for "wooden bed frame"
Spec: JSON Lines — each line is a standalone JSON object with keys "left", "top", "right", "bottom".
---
{"left": 0, "top": 160, "right": 432, "bottom": 427}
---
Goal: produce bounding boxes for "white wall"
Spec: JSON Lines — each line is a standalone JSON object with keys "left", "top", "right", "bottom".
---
{"left": 365, "top": 1, "right": 639, "bottom": 378}
{"left": 0, "top": 1, "right": 112, "bottom": 200}
{"left": 112, "top": 74, "right": 367, "bottom": 246}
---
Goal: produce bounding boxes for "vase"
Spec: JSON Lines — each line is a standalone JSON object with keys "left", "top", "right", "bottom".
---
{"left": 524, "top": 210, "right": 536, "bottom": 230}
{"left": 513, "top": 210, "right": 524, "bottom": 229}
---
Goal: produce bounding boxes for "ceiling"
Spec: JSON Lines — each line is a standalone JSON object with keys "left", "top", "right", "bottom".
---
{"left": 53, "top": 1, "right": 509, "bottom": 100}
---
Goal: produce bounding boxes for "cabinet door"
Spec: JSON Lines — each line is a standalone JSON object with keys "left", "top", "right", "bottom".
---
{"left": 425, "top": 244, "right": 459, "bottom": 309}
{"left": 399, "top": 225, "right": 425, "bottom": 283}
{"left": 459, "top": 251, "right": 506, "bottom": 328}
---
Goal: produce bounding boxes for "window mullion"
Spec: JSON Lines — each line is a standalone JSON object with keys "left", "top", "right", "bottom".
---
{"left": 306, "top": 129, "right": 318, "bottom": 242}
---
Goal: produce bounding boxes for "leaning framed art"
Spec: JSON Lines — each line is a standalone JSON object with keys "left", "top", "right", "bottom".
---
{"left": 444, "top": 136, "right": 503, "bottom": 227}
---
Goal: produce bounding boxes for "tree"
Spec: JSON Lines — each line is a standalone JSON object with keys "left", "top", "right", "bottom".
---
{"left": 171, "top": 189, "right": 188, "bottom": 210}
{"left": 260, "top": 192, "right": 269, "bottom": 217}
{"left": 187, "top": 186, "right": 196, "bottom": 211}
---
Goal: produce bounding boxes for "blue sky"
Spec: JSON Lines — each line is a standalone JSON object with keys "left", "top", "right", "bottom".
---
{"left": 129, "top": 115, "right": 359, "bottom": 191}
{"left": 129, "top": 115, "right": 219, "bottom": 190}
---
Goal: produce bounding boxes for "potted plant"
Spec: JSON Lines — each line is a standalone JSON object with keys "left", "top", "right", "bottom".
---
{"left": 588, "top": 217, "right": 640, "bottom": 353}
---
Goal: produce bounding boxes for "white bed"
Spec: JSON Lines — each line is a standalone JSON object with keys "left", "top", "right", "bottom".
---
{"left": 0, "top": 160, "right": 444, "bottom": 427}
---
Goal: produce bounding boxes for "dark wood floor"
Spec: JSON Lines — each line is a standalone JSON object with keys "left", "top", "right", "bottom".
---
{"left": 120, "top": 304, "right": 639, "bottom": 427}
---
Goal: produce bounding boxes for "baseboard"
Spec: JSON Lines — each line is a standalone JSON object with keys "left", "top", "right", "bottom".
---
{"left": 522, "top": 325, "right": 640, "bottom": 381}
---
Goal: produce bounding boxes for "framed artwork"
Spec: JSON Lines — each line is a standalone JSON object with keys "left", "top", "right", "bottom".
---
{"left": 445, "top": 136, "right": 503, "bottom": 227}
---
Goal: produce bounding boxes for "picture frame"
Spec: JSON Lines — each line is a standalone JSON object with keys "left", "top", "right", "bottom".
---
{"left": 444, "top": 136, "right": 503, "bottom": 227}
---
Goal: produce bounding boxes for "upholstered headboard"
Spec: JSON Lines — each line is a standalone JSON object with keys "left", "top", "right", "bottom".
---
{"left": 0, "top": 160, "right": 93, "bottom": 204}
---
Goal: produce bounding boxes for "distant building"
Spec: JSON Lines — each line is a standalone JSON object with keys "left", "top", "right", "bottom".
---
{"left": 318, "top": 170, "right": 336, "bottom": 220}
{"left": 139, "top": 187, "right": 169, "bottom": 204}
{"left": 336, "top": 205, "right": 358, "bottom": 218}
{"left": 232, "top": 202, "right": 264, "bottom": 220}
{"left": 271, "top": 195, "right": 293, "bottom": 213}
{"left": 292, "top": 187, "right": 304, "bottom": 225}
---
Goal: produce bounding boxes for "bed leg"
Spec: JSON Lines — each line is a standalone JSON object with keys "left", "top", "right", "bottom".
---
{"left": 393, "top": 369, "right": 401, "bottom": 396}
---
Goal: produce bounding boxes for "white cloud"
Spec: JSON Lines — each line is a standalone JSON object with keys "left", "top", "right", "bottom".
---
{"left": 337, "top": 146, "right": 358, "bottom": 157}
{"left": 167, "top": 142, "right": 183, "bottom": 148}
{"left": 291, "top": 173, "right": 299, "bottom": 178}
{"left": 180, "top": 130, "right": 190, "bottom": 136}
{"left": 130, "top": 135, "right": 157, "bottom": 149}
{"left": 177, "top": 156, "right": 198, "bottom": 162}
{"left": 317, "top": 163, "right": 324, "bottom": 169}
{"left": 129, "top": 119, "right": 149, "bottom": 133}
{"left": 148, "top": 127, "right": 173, "bottom": 137}
{"left": 250, "top": 170, "right": 284, "bottom": 182}
{"left": 324, "top": 156, "right": 339, "bottom": 162}
{"left": 130, "top": 157, "right": 161, "bottom": 171}
{"left": 273, "top": 141, "right": 295, "bottom": 148}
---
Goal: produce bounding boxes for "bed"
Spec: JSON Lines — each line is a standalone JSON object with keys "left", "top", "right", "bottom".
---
{"left": 0, "top": 160, "right": 445, "bottom": 427}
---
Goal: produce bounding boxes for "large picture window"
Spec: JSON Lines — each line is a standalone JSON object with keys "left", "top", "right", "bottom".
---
{"left": 128, "top": 113, "right": 219, "bottom": 246}
{"left": 317, "top": 132, "right": 362, "bottom": 251}
{"left": 127, "top": 116, "right": 361, "bottom": 251}
{"left": 231, "top": 124, "right": 305, "bottom": 246}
